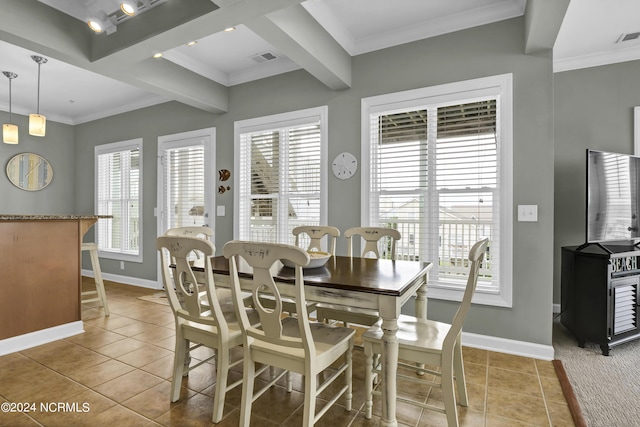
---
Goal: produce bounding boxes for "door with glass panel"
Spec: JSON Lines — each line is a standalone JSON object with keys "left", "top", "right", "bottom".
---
{"left": 157, "top": 128, "right": 215, "bottom": 238}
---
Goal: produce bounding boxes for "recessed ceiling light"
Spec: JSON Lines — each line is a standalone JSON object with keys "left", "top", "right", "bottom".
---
{"left": 224, "top": 26, "right": 236, "bottom": 32}
{"left": 187, "top": 40, "right": 198, "bottom": 47}
{"left": 153, "top": 52, "right": 164, "bottom": 58}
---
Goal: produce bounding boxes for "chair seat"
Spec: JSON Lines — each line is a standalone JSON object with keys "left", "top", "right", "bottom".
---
{"left": 362, "top": 314, "right": 451, "bottom": 353}
{"left": 250, "top": 317, "right": 355, "bottom": 371}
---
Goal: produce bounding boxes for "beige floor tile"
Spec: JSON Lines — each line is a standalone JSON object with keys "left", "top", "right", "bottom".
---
{"left": 116, "top": 344, "right": 173, "bottom": 368}
{"left": 122, "top": 381, "right": 195, "bottom": 420}
{"left": 67, "top": 359, "right": 136, "bottom": 388}
{"left": 0, "top": 281, "right": 571, "bottom": 427}
{"left": 94, "top": 370, "right": 164, "bottom": 403}
{"left": 486, "top": 387, "right": 550, "bottom": 425}
{"left": 487, "top": 366, "right": 543, "bottom": 397}
{"left": 94, "top": 337, "right": 149, "bottom": 358}
{"left": 488, "top": 351, "right": 537, "bottom": 375}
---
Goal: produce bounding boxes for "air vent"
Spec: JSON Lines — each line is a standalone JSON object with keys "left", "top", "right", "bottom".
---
{"left": 617, "top": 32, "right": 640, "bottom": 43}
{"left": 250, "top": 52, "right": 278, "bottom": 63}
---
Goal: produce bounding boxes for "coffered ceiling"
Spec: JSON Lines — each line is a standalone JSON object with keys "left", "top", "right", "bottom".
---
{"left": 0, "top": 0, "right": 636, "bottom": 125}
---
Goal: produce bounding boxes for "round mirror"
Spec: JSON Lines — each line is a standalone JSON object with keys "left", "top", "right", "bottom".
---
{"left": 6, "top": 153, "right": 53, "bottom": 191}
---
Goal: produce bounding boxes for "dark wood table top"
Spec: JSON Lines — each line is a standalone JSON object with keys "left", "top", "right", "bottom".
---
{"left": 207, "top": 255, "right": 431, "bottom": 297}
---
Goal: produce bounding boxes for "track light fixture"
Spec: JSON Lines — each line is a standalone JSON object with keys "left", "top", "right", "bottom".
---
{"left": 2, "top": 71, "right": 18, "bottom": 145}
{"left": 88, "top": 0, "right": 167, "bottom": 35}
{"left": 120, "top": 1, "right": 138, "bottom": 16}
{"left": 29, "top": 55, "right": 48, "bottom": 137}
{"left": 87, "top": 10, "right": 116, "bottom": 34}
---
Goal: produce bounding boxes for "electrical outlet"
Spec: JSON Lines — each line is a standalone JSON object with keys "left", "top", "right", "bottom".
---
{"left": 518, "top": 205, "right": 538, "bottom": 222}
{"left": 120, "top": 261, "right": 125, "bottom": 270}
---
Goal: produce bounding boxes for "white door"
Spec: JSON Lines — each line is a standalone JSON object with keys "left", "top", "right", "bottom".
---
{"left": 157, "top": 127, "right": 215, "bottom": 238}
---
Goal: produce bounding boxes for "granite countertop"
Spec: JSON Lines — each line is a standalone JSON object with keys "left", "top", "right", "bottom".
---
{"left": 0, "top": 215, "right": 113, "bottom": 220}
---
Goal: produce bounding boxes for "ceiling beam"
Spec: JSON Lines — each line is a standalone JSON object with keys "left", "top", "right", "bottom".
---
{"left": 0, "top": 0, "right": 307, "bottom": 114}
{"left": 524, "top": 0, "right": 570, "bottom": 54}
{"left": 246, "top": 3, "right": 351, "bottom": 90}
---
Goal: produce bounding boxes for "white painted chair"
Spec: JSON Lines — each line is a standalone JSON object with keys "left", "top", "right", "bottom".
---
{"left": 315, "top": 226, "right": 401, "bottom": 327}
{"left": 293, "top": 225, "right": 340, "bottom": 255}
{"left": 156, "top": 235, "right": 262, "bottom": 423}
{"left": 362, "top": 238, "right": 489, "bottom": 427}
{"left": 266, "top": 225, "right": 340, "bottom": 317}
{"left": 164, "top": 225, "right": 213, "bottom": 240}
{"left": 81, "top": 242, "right": 109, "bottom": 316}
{"left": 223, "top": 240, "right": 355, "bottom": 427}
{"left": 345, "top": 226, "right": 401, "bottom": 259}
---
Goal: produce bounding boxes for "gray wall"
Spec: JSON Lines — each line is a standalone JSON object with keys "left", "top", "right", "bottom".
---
{"left": 0, "top": 111, "right": 75, "bottom": 213}
{"left": 553, "top": 60, "right": 640, "bottom": 304}
{"left": 73, "top": 101, "right": 218, "bottom": 279}
{"left": 42, "top": 16, "right": 554, "bottom": 346}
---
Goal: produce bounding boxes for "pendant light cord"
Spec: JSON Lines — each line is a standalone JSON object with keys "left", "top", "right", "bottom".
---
{"left": 36, "top": 62, "right": 40, "bottom": 114}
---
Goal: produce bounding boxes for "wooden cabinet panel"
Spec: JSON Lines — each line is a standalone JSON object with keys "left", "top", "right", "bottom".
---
{"left": 0, "top": 221, "right": 81, "bottom": 340}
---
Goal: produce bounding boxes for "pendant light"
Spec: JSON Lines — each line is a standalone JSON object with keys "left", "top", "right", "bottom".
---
{"left": 2, "top": 71, "right": 18, "bottom": 145}
{"left": 29, "top": 55, "right": 47, "bottom": 137}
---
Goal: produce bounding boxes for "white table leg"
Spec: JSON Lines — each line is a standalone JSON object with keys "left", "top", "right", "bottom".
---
{"left": 414, "top": 276, "right": 428, "bottom": 320}
{"left": 379, "top": 297, "right": 399, "bottom": 427}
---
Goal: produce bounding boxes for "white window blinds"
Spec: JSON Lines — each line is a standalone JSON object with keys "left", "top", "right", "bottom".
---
{"left": 363, "top": 75, "right": 513, "bottom": 306}
{"left": 236, "top": 107, "right": 326, "bottom": 244}
{"left": 95, "top": 139, "right": 142, "bottom": 261}
{"left": 163, "top": 145, "right": 206, "bottom": 228}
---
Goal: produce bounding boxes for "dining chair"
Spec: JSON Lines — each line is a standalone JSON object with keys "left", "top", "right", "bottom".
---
{"left": 362, "top": 238, "right": 489, "bottom": 427}
{"left": 156, "top": 235, "right": 262, "bottom": 423}
{"left": 164, "top": 225, "right": 213, "bottom": 240}
{"left": 223, "top": 240, "right": 355, "bottom": 427}
{"left": 315, "top": 226, "right": 402, "bottom": 327}
{"left": 293, "top": 225, "right": 340, "bottom": 255}
{"left": 345, "top": 226, "right": 401, "bottom": 259}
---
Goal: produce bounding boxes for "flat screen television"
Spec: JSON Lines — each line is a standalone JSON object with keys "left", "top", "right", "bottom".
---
{"left": 586, "top": 149, "right": 640, "bottom": 245}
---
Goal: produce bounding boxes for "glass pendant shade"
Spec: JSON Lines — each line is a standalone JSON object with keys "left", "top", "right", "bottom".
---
{"left": 3, "top": 123, "right": 18, "bottom": 144}
{"left": 29, "top": 114, "right": 46, "bottom": 137}
{"left": 3, "top": 71, "right": 18, "bottom": 145}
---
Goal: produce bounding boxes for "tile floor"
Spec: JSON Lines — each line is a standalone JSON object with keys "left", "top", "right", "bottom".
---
{"left": 0, "top": 279, "right": 574, "bottom": 427}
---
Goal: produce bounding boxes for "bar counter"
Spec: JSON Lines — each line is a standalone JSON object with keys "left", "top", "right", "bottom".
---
{"left": 0, "top": 215, "right": 106, "bottom": 354}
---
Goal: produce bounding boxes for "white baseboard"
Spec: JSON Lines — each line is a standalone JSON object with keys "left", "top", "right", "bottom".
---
{"left": 82, "top": 269, "right": 162, "bottom": 290}
{"left": 0, "top": 321, "right": 84, "bottom": 356}
{"left": 462, "top": 331, "right": 555, "bottom": 361}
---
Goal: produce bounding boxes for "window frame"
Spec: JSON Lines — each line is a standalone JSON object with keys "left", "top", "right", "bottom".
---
{"left": 94, "top": 138, "right": 143, "bottom": 263}
{"left": 361, "top": 74, "right": 513, "bottom": 307}
{"left": 234, "top": 106, "right": 328, "bottom": 243}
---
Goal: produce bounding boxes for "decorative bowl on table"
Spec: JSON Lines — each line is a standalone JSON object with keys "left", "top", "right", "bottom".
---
{"left": 281, "top": 250, "right": 331, "bottom": 269}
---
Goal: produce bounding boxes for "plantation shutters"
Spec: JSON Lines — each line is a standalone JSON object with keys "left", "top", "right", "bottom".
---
{"left": 162, "top": 144, "right": 206, "bottom": 229}
{"left": 367, "top": 99, "right": 500, "bottom": 294}
{"left": 95, "top": 139, "right": 142, "bottom": 261}
{"left": 236, "top": 107, "right": 326, "bottom": 244}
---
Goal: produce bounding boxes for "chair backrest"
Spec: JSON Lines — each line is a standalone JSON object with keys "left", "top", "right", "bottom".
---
{"left": 292, "top": 225, "right": 340, "bottom": 255}
{"left": 157, "top": 235, "right": 231, "bottom": 339}
{"left": 344, "top": 227, "right": 401, "bottom": 259}
{"left": 223, "top": 241, "right": 317, "bottom": 355}
{"left": 443, "top": 238, "right": 489, "bottom": 350}
{"left": 165, "top": 226, "right": 213, "bottom": 241}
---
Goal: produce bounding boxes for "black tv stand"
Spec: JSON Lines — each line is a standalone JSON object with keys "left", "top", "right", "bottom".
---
{"left": 561, "top": 245, "right": 640, "bottom": 355}
{"left": 575, "top": 242, "right": 613, "bottom": 253}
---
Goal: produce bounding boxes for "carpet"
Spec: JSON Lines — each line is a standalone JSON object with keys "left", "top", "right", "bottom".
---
{"left": 553, "top": 318, "right": 640, "bottom": 427}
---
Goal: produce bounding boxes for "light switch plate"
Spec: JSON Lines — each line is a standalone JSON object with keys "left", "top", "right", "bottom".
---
{"left": 518, "top": 205, "right": 538, "bottom": 222}
{"left": 217, "top": 205, "right": 225, "bottom": 216}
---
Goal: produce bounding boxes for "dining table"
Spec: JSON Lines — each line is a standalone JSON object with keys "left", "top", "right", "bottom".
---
{"left": 205, "top": 254, "right": 432, "bottom": 427}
